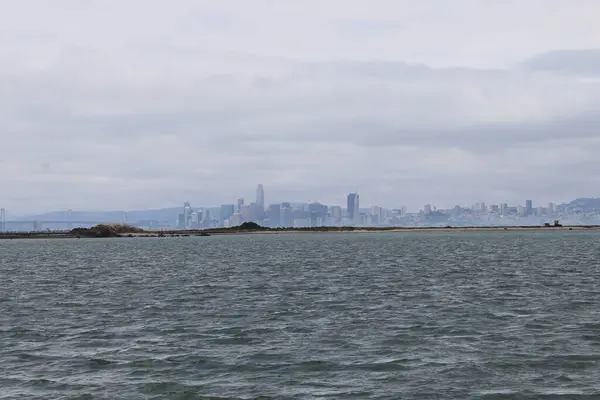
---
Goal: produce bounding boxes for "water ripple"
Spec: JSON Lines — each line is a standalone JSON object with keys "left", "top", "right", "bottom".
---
{"left": 2, "top": 231, "right": 600, "bottom": 399}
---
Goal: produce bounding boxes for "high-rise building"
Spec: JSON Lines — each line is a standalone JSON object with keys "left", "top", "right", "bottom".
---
{"left": 308, "top": 202, "right": 328, "bottom": 218}
{"left": 472, "top": 202, "right": 487, "bottom": 213}
{"left": 525, "top": 200, "right": 533, "bottom": 216}
{"left": 183, "top": 202, "right": 192, "bottom": 228}
{"left": 202, "top": 209, "right": 211, "bottom": 223}
{"left": 240, "top": 204, "right": 263, "bottom": 223}
{"left": 266, "top": 204, "right": 282, "bottom": 228}
{"left": 281, "top": 203, "right": 294, "bottom": 227}
{"left": 548, "top": 202, "right": 556, "bottom": 214}
{"left": 536, "top": 206, "right": 544, "bottom": 216}
{"left": 347, "top": 193, "right": 359, "bottom": 222}
{"left": 220, "top": 204, "right": 235, "bottom": 227}
{"left": 330, "top": 206, "right": 342, "bottom": 223}
{"left": 0, "top": 208, "right": 5, "bottom": 233}
{"left": 237, "top": 198, "right": 244, "bottom": 212}
{"left": 230, "top": 213, "right": 243, "bottom": 227}
{"left": 500, "top": 203, "right": 509, "bottom": 216}
{"left": 240, "top": 205, "right": 252, "bottom": 222}
{"left": 370, "top": 206, "right": 383, "bottom": 225}
{"left": 256, "top": 184, "right": 265, "bottom": 209}
{"left": 308, "top": 202, "right": 328, "bottom": 227}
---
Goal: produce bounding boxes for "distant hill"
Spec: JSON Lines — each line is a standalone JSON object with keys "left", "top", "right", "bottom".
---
{"left": 17, "top": 207, "right": 183, "bottom": 223}
{"left": 567, "top": 198, "right": 600, "bottom": 211}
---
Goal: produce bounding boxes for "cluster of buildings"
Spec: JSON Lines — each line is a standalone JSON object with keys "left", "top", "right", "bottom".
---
{"left": 177, "top": 185, "right": 360, "bottom": 229}
{"left": 3, "top": 189, "right": 600, "bottom": 232}
{"left": 176, "top": 185, "right": 586, "bottom": 229}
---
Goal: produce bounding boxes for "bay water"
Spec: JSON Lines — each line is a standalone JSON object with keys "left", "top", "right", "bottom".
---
{"left": 1, "top": 231, "right": 600, "bottom": 399}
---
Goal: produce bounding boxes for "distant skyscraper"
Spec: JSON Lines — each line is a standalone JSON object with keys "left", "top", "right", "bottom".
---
{"left": 308, "top": 202, "right": 327, "bottom": 217}
{"left": 229, "top": 213, "right": 242, "bottom": 227}
{"left": 183, "top": 202, "right": 192, "bottom": 228}
{"left": 220, "top": 204, "right": 235, "bottom": 226}
{"left": 266, "top": 204, "right": 282, "bottom": 228}
{"left": 308, "top": 202, "right": 328, "bottom": 227}
{"left": 237, "top": 198, "right": 244, "bottom": 212}
{"left": 256, "top": 184, "right": 265, "bottom": 209}
{"left": 536, "top": 206, "right": 544, "bottom": 216}
{"left": 281, "top": 203, "right": 293, "bottom": 227}
{"left": 240, "top": 205, "right": 252, "bottom": 222}
{"left": 0, "top": 208, "right": 5, "bottom": 233}
{"left": 370, "top": 206, "right": 383, "bottom": 224}
{"left": 548, "top": 202, "right": 556, "bottom": 214}
{"left": 330, "top": 206, "right": 342, "bottom": 223}
{"left": 525, "top": 200, "right": 533, "bottom": 216}
{"left": 347, "top": 193, "right": 359, "bottom": 222}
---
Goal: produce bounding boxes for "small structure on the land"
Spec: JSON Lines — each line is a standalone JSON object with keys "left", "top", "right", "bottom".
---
{"left": 543, "top": 220, "right": 563, "bottom": 228}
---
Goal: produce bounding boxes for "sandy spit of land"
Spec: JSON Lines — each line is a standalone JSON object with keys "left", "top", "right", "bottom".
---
{"left": 2, "top": 225, "right": 599, "bottom": 240}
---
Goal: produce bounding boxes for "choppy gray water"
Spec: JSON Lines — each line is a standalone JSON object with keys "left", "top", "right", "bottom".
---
{"left": 2, "top": 231, "right": 600, "bottom": 399}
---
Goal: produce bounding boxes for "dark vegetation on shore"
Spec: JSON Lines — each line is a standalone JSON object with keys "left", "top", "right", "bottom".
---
{"left": 70, "top": 224, "right": 144, "bottom": 238}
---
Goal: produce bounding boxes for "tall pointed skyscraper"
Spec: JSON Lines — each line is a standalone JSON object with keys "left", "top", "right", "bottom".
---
{"left": 256, "top": 184, "right": 265, "bottom": 209}
{"left": 347, "top": 192, "right": 359, "bottom": 223}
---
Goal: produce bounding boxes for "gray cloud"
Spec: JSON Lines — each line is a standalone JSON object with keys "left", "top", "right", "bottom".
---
{"left": 2, "top": 1, "right": 600, "bottom": 214}
{"left": 519, "top": 49, "right": 600, "bottom": 75}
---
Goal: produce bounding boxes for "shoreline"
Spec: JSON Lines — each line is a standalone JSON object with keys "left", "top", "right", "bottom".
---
{"left": 1, "top": 225, "right": 599, "bottom": 240}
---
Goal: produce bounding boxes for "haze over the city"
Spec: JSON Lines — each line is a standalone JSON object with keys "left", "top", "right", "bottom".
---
{"left": 2, "top": 0, "right": 600, "bottom": 215}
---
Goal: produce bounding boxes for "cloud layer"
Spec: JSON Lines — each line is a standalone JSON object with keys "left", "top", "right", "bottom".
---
{"left": 2, "top": 1, "right": 600, "bottom": 214}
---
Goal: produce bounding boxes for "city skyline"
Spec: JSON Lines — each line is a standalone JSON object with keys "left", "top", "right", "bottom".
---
{"left": 0, "top": 184, "right": 596, "bottom": 221}
{"left": 3, "top": 182, "right": 600, "bottom": 232}
{"left": 0, "top": 190, "right": 588, "bottom": 221}
{"left": 0, "top": 180, "right": 591, "bottom": 219}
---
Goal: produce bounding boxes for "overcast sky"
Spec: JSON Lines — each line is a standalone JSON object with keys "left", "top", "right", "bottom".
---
{"left": 2, "top": 0, "right": 600, "bottom": 215}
